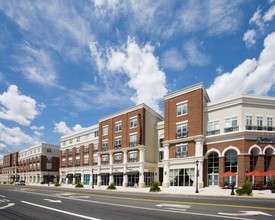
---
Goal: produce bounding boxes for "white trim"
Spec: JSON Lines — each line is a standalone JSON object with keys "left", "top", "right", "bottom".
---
{"left": 221, "top": 146, "right": 240, "bottom": 156}
{"left": 114, "top": 136, "right": 122, "bottom": 139}
{"left": 102, "top": 139, "right": 108, "bottom": 142}
{"left": 129, "top": 116, "right": 137, "bottom": 120}
{"left": 129, "top": 132, "right": 138, "bottom": 136}
{"left": 248, "top": 144, "right": 262, "bottom": 155}
{"left": 176, "top": 120, "right": 188, "bottom": 125}
{"left": 175, "top": 143, "right": 188, "bottom": 147}
{"left": 176, "top": 100, "right": 188, "bottom": 105}
{"left": 263, "top": 145, "right": 275, "bottom": 155}
{"left": 115, "top": 121, "right": 122, "bottom": 124}
{"left": 205, "top": 148, "right": 221, "bottom": 158}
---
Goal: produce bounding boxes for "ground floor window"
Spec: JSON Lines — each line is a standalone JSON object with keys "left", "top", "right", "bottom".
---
{"left": 101, "top": 174, "right": 109, "bottom": 185}
{"left": 128, "top": 173, "right": 139, "bottom": 187}
{"left": 144, "top": 172, "right": 154, "bottom": 186}
{"left": 113, "top": 173, "right": 123, "bottom": 186}
{"left": 84, "top": 174, "right": 90, "bottom": 185}
{"left": 169, "top": 168, "right": 194, "bottom": 186}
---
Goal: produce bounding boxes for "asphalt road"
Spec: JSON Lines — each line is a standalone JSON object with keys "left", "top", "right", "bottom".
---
{"left": 0, "top": 185, "right": 275, "bottom": 220}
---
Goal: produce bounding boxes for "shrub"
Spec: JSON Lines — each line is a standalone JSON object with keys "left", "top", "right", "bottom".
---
{"left": 150, "top": 181, "right": 161, "bottom": 192}
{"left": 54, "top": 182, "right": 61, "bottom": 187}
{"left": 236, "top": 181, "right": 252, "bottom": 196}
{"left": 272, "top": 179, "right": 275, "bottom": 189}
{"left": 75, "top": 182, "right": 84, "bottom": 188}
{"left": 107, "top": 182, "right": 116, "bottom": 190}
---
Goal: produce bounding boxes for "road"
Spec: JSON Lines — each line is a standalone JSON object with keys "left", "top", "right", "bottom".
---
{"left": 0, "top": 185, "right": 274, "bottom": 220}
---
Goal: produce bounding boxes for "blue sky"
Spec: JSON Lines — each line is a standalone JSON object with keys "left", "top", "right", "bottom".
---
{"left": 0, "top": 0, "right": 275, "bottom": 156}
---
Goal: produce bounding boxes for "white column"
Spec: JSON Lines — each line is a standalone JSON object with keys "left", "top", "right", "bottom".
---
{"left": 109, "top": 153, "right": 113, "bottom": 165}
{"left": 123, "top": 166, "right": 128, "bottom": 187}
{"left": 198, "top": 160, "right": 203, "bottom": 188}
{"left": 90, "top": 170, "right": 93, "bottom": 186}
{"left": 139, "top": 148, "right": 145, "bottom": 163}
{"left": 109, "top": 166, "right": 113, "bottom": 185}
{"left": 97, "top": 167, "right": 101, "bottom": 186}
{"left": 162, "top": 143, "right": 170, "bottom": 187}
{"left": 81, "top": 171, "right": 84, "bottom": 184}
{"left": 123, "top": 150, "right": 127, "bottom": 163}
{"left": 65, "top": 172, "right": 68, "bottom": 184}
{"left": 138, "top": 165, "right": 145, "bottom": 188}
{"left": 72, "top": 171, "right": 76, "bottom": 184}
{"left": 163, "top": 144, "right": 169, "bottom": 160}
{"left": 98, "top": 155, "right": 101, "bottom": 166}
{"left": 195, "top": 138, "right": 204, "bottom": 156}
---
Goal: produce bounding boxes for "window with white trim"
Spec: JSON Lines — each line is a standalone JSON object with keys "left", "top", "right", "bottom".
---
{"left": 176, "top": 122, "right": 188, "bottom": 138}
{"left": 129, "top": 134, "right": 137, "bottom": 147}
{"left": 246, "top": 116, "right": 252, "bottom": 126}
{"left": 257, "top": 116, "right": 263, "bottom": 127}
{"left": 93, "top": 156, "right": 98, "bottom": 165}
{"left": 176, "top": 144, "right": 187, "bottom": 158}
{"left": 207, "top": 120, "right": 220, "bottom": 135}
{"left": 102, "top": 155, "right": 108, "bottom": 165}
{"left": 102, "top": 126, "right": 108, "bottom": 136}
{"left": 130, "top": 118, "right": 137, "bottom": 128}
{"left": 177, "top": 103, "right": 187, "bottom": 116}
{"left": 115, "top": 122, "right": 122, "bottom": 132}
{"left": 114, "top": 137, "right": 122, "bottom": 149}
{"left": 129, "top": 151, "right": 137, "bottom": 162}
{"left": 102, "top": 141, "right": 108, "bottom": 151}
{"left": 267, "top": 117, "right": 273, "bottom": 128}
{"left": 224, "top": 117, "right": 238, "bottom": 132}
{"left": 114, "top": 154, "right": 122, "bottom": 163}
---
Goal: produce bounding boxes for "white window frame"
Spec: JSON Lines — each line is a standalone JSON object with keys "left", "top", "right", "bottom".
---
{"left": 115, "top": 122, "right": 122, "bottom": 132}
{"left": 130, "top": 117, "right": 137, "bottom": 128}
{"left": 267, "top": 117, "right": 273, "bottom": 127}
{"left": 177, "top": 102, "right": 188, "bottom": 116}
{"left": 246, "top": 116, "right": 252, "bottom": 126}
{"left": 102, "top": 126, "right": 108, "bottom": 136}
{"left": 257, "top": 116, "right": 263, "bottom": 127}
{"left": 176, "top": 144, "right": 187, "bottom": 158}
{"left": 176, "top": 122, "right": 188, "bottom": 138}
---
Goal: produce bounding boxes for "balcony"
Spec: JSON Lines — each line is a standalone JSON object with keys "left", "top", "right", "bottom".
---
{"left": 129, "top": 158, "right": 137, "bottom": 163}
{"left": 93, "top": 162, "right": 98, "bottom": 166}
{"left": 129, "top": 141, "right": 137, "bottom": 147}
{"left": 114, "top": 159, "right": 122, "bottom": 164}
{"left": 224, "top": 126, "right": 239, "bottom": 133}
{"left": 176, "top": 152, "right": 187, "bottom": 158}
{"left": 93, "top": 149, "right": 98, "bottom": 153}
{"left": 176, "top": 132, "right": 188, "bottom": 139}
{"left": 114, "top": 144, "right": 122, "bottom": 149}
{"left": 246, "top": 125, "right": 275, "bottom": 131}
{"left": 102, "top": 147, "right": 108, "bottom": 152}
{"left": 207, "top": 129, "right": 220, "bottom": 135}
{"left": 102, "top": 161, "right": 108, "bottom": 165}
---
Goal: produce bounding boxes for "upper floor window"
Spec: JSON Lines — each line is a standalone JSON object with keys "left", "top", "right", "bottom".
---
{"left": 102, "top": 141, "right": 108, "bottom": 151}
{"left": 129, "top": 151, "right": 137, "bottom": 162}
{"left": 115, "top": 122, "right": 122, "bottom": 132}
{"left": 102, "top": 155, "right": 108, "bottom": 165}
{"left": 102, "top": 126, "right": 108, "bottom": 136}
{"left": 93, "top": 144, "right": 98, "bottom": 153}
{"left": 224, "top": 117, "right": 238, "bottom": 132}
{"left": 47, "top": 149, "right": 52, "bottom": 153}
{"left": 130, "top": 117, "right": 137, "bottom": 128}
{"left": 177, "top": 103, "right": 187, "bottom": 116}
{"left": 77, "top": 136, "right": 80, "bottom": 142}
{"left": 84, "top": 146, "right": 89, "bottom": 155}
{"left": 75, "top": 147, "right": 80, "bottom": 155}
{"left": 129, "top": 134, "right": 137, "bottom": 147}
{"left": 176, "top": 122, "right": 188, "bottom": 138}
{"left": 257, "top": 116, "right": 263, "bottom": 127}
{"left": 114, "top": 154, "right": 122, "bottom": 163}
{"left": 267, "top": 117, "right": 273, "bottom": 128}
{"left": 93, "top": 156, "right": 98, "bottom": 165}
{"left": 246, "top": 116, "right": 252, "bottom": 126}
{"left": 176, "top": 144, "right": 187, "bottom": 158}
{"left": 207, "top": 120, "right": 220, "bottom": 135}
{"left": 85, "top": 133, "right": 90, "bottom": 140}
{"left": 69, "top": 139, "right": 73, "bottom": 144}
{"left": 114, "top": 137, "right": 122, "bottom": 149}
{"left": 94, "top": 131, "right": 99, "bottom": 137}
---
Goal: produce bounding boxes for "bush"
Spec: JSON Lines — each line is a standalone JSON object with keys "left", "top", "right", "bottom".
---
{"left": 272, "top": 179, "right": 275, "bottom": 189}
{"left": 107, "top": 182, "right": 116, "bottom": 190}
{"left": 75, "top": 182, "right": 84, "bottom": 188}
{"left": 54, "top": 182, "right": 61, "bottom": 187}
{"left": 150, "top": 181, "right": 161, "bottom": 192}
{"left": 236, "top": 181, "right": 252, "bottom": 196}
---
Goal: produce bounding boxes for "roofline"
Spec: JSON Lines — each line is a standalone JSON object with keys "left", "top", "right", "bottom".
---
{"left": 61, "top": 124, "right": 99, "bottom": 139}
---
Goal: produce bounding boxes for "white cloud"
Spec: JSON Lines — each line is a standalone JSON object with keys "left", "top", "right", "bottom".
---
{"left": 263, "top": 5, "right": 275, "bottom": 22}
{"left": 0, "top": 85, "right": 44, "bottom": 126}
{"left": 184, "top": 40, "right": 210, "bottom": 66}
{"left": 243, "top": 29, "right": 257, "bottom": 47}
{"left": 54, "top": 121, "right": 82, "bottom": 135}
{"left": 0, "top": 123, "right": 38, "bottom": 147}
{"left": 93, "top": 37, "right": 168, "bottom": 113}
{"left": 249, "top": 7, "right": 264, "bottom": 30}
{"left": 207, "top": 32, "right": 275, "bottom": 100}
{"left": 161, "top": 48, "right": 187, "bottom": 71}
{"left": 216, "top": 65, "right": 224, "bottom": 74}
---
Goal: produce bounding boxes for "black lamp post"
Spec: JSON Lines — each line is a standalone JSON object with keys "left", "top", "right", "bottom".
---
{"left": 195, "top": 160, "right": 199, "bottom": 193}
{"left": 92, "top": 168, "right": 94, "bottom": 188}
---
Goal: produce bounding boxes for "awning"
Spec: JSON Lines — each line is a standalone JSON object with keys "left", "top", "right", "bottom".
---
{"left": 220, "top": 171, "right": 237, "bottom": 177}
{"left": 66, "top": 174, "right": 73, "bottom": 178}
{"left": 111, "top": 172, "right": 123, "bottom": 176}
{"left": 98, "top": 173, "right": 109, "bottom": 176}
{"left": 125, "top": 171, "right": 139, "bottom": 176}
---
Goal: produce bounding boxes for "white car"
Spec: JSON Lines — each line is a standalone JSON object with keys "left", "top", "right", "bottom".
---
{"left": 15, "top": 180, "right": 25, "bottom": 185}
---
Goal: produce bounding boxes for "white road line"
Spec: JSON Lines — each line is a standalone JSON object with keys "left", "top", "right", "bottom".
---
{"left": 21, "top": 201, "right": 101, "bottom": 220}
{"left": 18, "top": 190, "right": 251, "bottom": 220}
{"left": 0, "top": 195, "right": 6, "bottom": 198}
{"left": 0, "top": 203, "right": 15, "bottom": 209}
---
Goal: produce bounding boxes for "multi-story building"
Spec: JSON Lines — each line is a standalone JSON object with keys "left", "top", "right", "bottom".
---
{"left": 18, "top": 143, "right": 60, "bottom": 184}
{"left": 160, "top": 83, "right": 275, "bottom": 188}
{"left": 2, "top": 152, "right": 19, "bottom": 183}
{"left": 59, "top": 82, "right": 275, "bottom": 189}
{"left": 60, "top": 104, "right": 163, "bottom": 187}
{"left": 0, "top": 156, "right": 3, "bottom": 183}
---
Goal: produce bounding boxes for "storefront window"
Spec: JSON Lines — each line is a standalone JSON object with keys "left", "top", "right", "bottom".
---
{"left": 169, "top": 168, "right": 194, "bottom": 186}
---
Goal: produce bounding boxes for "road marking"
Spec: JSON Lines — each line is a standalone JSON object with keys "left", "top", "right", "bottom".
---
{"left": 0, "top": 203, "right": 15, "bottom": 209}
{"left": 44, "top": 199, "right": 62, "bottom": 203}
{"left": 0, "top": 195, "right": 6, "bottom": 198}
{"left": 218, "top": 211, "right": 273, "bottom": 217}
{"left": 156, "top": 203, "right": 190, "bottom": 211}
{"left": 21, "top": 201, "right": 101, "bottom": 220}
{"left": 69, "top": 195, "right": 90, "bottom": 199}
{"left": 0, "top": 199, "right": 10, "bottom": 203}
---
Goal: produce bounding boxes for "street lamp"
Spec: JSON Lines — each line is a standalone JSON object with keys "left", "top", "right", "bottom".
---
{"left": 195, "top": 160, "right": 199, "bottom": 193}
{"left": 92, "top": 168, "right": 94, "bottom": 189}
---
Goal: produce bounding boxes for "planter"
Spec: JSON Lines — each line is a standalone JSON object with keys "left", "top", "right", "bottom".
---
{"left": 271, "top": 189, "right": 275, "bottom": 193}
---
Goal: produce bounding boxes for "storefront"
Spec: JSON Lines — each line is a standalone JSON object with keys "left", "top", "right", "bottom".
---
{"left": 169, "top": 168, "right": 194, "bottom": 187}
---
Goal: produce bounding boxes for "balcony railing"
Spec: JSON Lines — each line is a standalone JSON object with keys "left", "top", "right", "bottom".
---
{"left": 207, "top": 129, "right": 220, "bottom": 136}
{"left": 114, "top": 160, "right": 122, "bottom": 164}
{"left": 129, "top": 158, "right": 137, "bottom": 163}
{"left": 102, "top": 147, "right": 108, "bottom": 152}
{"left": 246, "top": 125, "right": 275, "bottom": 131}
{"left": 224, "top": 126, "right": 239, "bottom": 133}
{"left": 93, "top": 149, "right": 98, "bottom": 153}
{"left": 176, "top": 132, "right": 188, "bottom": 139}
{"left": 129, "top": 141, "right": 137, "bottom": 147}
{"left": 102, "top": 161, "right": 108, "bottom": 165}
{"left": 114, "top": 145, "right": 122, "bottom": 149}
{"left": 176, "top": 152, "right": 187, "bottom": 158}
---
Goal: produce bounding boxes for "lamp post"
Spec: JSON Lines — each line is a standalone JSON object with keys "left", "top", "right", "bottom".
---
{"left": 92, "top": 168, "right": 94, "bottom": 188}
{"left": 195, "top": 160, "right": 199, "bottom": 193}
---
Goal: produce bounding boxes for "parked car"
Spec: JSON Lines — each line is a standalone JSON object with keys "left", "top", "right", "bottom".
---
{"left": 15, "top": 180, "right": 25, "bottom": 185}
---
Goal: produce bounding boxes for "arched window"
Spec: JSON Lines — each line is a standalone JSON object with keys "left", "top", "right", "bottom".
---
{"left": 207, "top": 152, "right": 219, "bottom": 186}
{"left": 224, "top": 150, "right": 238, "bottom": 186}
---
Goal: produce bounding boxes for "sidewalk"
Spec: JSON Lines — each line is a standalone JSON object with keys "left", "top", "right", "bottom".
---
{"left": 34, "top": 183, "right": 275, "bottom": 199}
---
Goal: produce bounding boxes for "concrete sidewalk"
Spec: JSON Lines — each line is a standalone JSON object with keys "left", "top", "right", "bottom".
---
{"left": 33, "top": 183, "right": 275, "bottom": 199}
